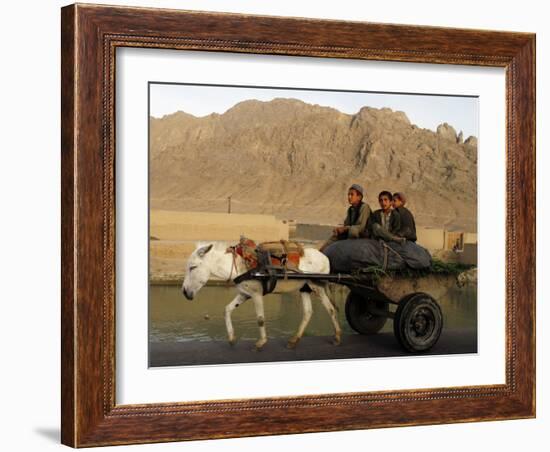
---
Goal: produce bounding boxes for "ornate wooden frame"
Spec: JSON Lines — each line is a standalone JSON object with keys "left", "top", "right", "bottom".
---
{"left": 61, "top": 3, "right": 535, "bottom": 447}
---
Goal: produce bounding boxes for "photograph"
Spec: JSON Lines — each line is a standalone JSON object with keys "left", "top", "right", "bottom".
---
{"left": 148, "top": 83, "right": 479, "bottom": 367}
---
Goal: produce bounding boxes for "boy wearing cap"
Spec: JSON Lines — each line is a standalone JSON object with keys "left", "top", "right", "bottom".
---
{"left": 392, "top": 192, "right": 417, "bottom": 242}
{"left": 320, "top": 184, "right": 371, "bottom": 251}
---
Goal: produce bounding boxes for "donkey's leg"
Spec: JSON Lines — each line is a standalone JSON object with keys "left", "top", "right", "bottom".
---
{"left": 287, "top": 291, "right": 313, "bottom": 349}
{"left": 313, "top": 284, "right": 342, "bottom": 345}
{"left": 250, "top": 293, "right": 268, "bottom": 351}
{"left": 225, "top": 293, "right": 249, "bottom": 345}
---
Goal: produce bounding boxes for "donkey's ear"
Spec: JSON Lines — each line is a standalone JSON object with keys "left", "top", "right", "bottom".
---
{"left": 197, "top": 243, "right": 214, "bottom": 257}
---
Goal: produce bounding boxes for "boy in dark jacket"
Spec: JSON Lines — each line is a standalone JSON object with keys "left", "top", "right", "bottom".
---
{"left": 367, "top": 191, "right": 404, "bottom": 242}
{"left": 392, "top": 192, "right": 417, "bottom": 242}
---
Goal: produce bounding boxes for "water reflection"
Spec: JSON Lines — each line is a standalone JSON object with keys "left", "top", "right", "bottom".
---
{"left": 150, "top": 284, "right": 477, "bottom": 343}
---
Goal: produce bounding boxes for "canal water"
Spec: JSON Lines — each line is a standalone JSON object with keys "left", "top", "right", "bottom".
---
{"left": 149, "top": 284, "right": 477, "bottom": 344}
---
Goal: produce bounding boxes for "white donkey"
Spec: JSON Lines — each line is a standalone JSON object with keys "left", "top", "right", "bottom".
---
{"left": 182, "top": 242, "right": 341, "bottom": 350}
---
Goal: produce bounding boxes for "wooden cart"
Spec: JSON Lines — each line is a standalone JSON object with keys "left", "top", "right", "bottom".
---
{"left": 237, "top": 269, "right": 444, "bottom": 352}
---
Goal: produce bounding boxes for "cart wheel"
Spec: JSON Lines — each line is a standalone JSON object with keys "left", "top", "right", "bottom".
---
{"left": 345, "top": 291, "right": 389, "bottom": 335}
{"left": 393, "top": 292, "right": 443, "bottom": 352}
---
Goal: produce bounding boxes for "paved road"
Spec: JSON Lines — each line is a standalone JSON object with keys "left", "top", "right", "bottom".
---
{"left": 149, "top": 329, "right": 477, "bottom": 367}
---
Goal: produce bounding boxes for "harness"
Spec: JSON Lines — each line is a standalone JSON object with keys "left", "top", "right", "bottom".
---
{"left": 226, "top": 237, "right": 304, "bottom": 295}
{"left": 226, "top": 247, "right": 238, "bottom": 284}
{"left": 233, "top": 268, "right": 280, "bottom": 295}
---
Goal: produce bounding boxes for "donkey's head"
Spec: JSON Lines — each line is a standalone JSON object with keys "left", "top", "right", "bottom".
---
{"left": 181, "top": 243, "right": 214, "bottom": 300}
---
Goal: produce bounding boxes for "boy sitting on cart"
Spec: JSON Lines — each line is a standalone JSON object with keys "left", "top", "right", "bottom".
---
{"left": 368, "top": 190, "right": 405, "bottom": 243}
{"left": 392, "top": 192, "right": 417, "bottom": 242}
{"left": 320, "top": 183, "right": 371, "bottom": 252}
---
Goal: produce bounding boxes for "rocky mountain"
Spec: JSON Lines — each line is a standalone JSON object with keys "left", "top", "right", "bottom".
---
{"left": 150, "top": 98, "right": 477, "bottom": 230}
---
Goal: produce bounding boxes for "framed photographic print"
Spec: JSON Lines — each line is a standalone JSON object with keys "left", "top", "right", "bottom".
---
{"left": 61, "top": 3, "right": 535, "bottom": 447}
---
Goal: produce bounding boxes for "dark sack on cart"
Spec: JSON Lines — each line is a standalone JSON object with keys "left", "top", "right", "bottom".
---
{"left": 322, "top": 238, "right": 431, "bottom": 273}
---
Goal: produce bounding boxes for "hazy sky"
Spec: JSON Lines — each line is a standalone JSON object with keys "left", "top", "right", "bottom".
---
{"left": 150, "top": 83, "right": 478, "bottom": 138}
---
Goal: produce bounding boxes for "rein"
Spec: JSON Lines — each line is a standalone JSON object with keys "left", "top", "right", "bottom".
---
{"left": 227, "top": 247, "right": 238, "bottom": 285}
{"left": 380, "top": 241, "right": 404, "bottom": 271}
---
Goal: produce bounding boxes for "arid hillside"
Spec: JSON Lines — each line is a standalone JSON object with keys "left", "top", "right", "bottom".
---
{"left": 150, "top": 98, "right": 477, "bottom": 230}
